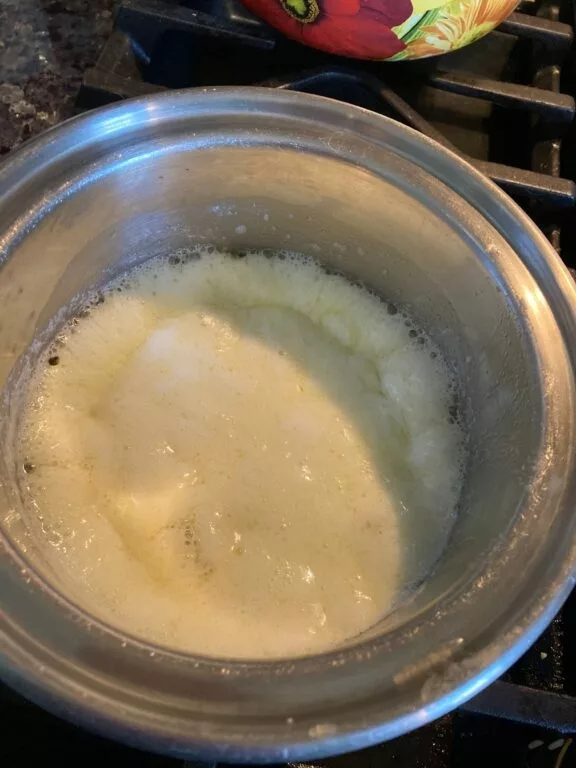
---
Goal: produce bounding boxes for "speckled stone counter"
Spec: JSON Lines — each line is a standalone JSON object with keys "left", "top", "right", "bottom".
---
{"left": 0, "top": 0, "right": 116, "bottom": 155}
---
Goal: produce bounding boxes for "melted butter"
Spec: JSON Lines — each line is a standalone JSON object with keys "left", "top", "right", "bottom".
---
{"left": 18, "top": 250, "right": 465, "bottom": 659}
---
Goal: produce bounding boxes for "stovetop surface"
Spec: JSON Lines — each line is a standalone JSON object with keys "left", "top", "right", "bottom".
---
{"left": 1, "top": 0, "right": 576, "bottom": 765}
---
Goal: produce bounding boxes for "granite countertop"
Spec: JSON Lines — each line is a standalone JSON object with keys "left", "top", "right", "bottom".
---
{"left": 0, "top": 0, "right": 116, "bottom": 155}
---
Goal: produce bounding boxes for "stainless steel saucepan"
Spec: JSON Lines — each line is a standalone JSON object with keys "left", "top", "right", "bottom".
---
{"left": 0, "top": 88, "right": 575, "bottom": 761}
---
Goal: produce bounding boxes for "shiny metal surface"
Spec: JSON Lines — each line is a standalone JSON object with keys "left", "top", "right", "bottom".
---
{"left": 0, "top": 88, "right": 575, "bottom": 762}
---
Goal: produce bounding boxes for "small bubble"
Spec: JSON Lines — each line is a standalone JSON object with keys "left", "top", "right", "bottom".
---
{"left": 23, "top": 462, "right": 35, "bottom": 474}
{"left": 387, "top": 303, "right": 398, "bottom": 315}
{"left": 48, "top": 355, "right": 60, "bottom": 366}
{"left": 168, "top": 255, "right": 181, "bottom": 266}
{"left": 409, "top": 329, "right": 418, "bottom": 339}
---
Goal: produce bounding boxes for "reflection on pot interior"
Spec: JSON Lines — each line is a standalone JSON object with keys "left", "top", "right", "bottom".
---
{"left": 15, "top": 248, "right": 466, "bottom": 659}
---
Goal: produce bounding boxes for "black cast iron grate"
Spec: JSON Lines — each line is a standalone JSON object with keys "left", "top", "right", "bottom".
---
{"left": 77, "top": 0, "right": 576, "bottom": 256}
{"left": 5, "top": 1, "right": 573, "bottom": 765}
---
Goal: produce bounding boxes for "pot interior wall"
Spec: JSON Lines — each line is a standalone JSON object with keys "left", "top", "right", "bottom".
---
{"left": 0, "top": 141, "right": 543, "bottom": 648}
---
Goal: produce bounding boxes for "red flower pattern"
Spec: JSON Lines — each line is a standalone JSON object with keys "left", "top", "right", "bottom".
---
{"left": 242, "top": 0, "right": 411, "bottom": 59}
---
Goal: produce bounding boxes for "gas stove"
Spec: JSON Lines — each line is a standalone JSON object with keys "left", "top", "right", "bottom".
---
{"left": 2, "top": 0, "right": 576, "bottom": 765}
